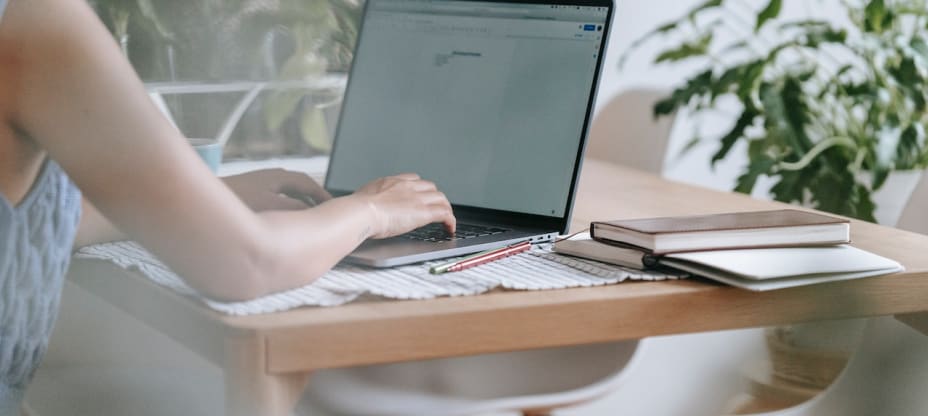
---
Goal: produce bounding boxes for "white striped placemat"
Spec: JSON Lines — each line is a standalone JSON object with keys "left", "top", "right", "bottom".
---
{"left": 76, "top": 242, "right": 685, "bottom": 316}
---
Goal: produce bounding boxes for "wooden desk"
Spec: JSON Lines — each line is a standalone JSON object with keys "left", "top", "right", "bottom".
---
{"left": 67, "top": 159, "right": 928, "bottom": 415}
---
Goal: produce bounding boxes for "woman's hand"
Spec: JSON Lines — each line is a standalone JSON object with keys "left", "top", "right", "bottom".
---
{"left": 222, "top": 169, "right": 332, "bottom": 212}
{"left": 352, "top": 173, "right": 456, "bottom": 239}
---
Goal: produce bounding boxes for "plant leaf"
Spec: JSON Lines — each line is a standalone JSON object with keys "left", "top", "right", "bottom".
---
{"left": 803, "top": 27, "right": 848, "bottom": 48}
{"left": 264, "top": 90, "right": 305, "bottom": 132}
{"left": 779, "top": 20, "right": 830, "bottom": 31}
{"left": 834, "top": 64, "right": 855, "bottom": 79}
{"left": 756, "top": 0, "right": 783, "bottom": 32}
{"left": 654, "top": 32, "right": 713, "bottom": 63}
{"left": 619, "top": 21, "right": 683, "bottom": 69}
{"left": 913, "top": 37, "right": 928, "bottom": 59}
{"left": 890, "top": 57, "right": 920, "bottom": 87}
{"left": 678, "top": 136, "right": 703, "bottom": 158}
{"left": 842, "top": 82, "right": 876, "bottom": 98}
{"left": 654, "top": 21, "right": 679, "bottom": 34}
{"left": 852, "top": 184, "right": 877, "bottom": 222}
{"left": 688, "top": 0, "right": 724, "bottom": 20}
{"left": 809, "top": 170, "right": 853, "bottom": 216}
{"left": 758, "top": 79, "right": 813, "bottom": 162}
{"left": 735, "top": 156, "right": 776, "bottom": 194}
{"left": 712, "top": 109, "right": 758, "bottom": 166}
{"left": 771, "top": 170, "right": 813, "bottom": 204}
{"left": 747, "top": 137, "right": 768, "bottom": 161}
{"left": 872, "top": 165, "right": 890, "bottom": 191}
{"left": 896, "top": 124, "right": 922, "bottom": 169}
{"left": 719, "top": 40, "right": 750, "bottom": 55}
{"left": 653, "top": 70, "right": 714, "bottom": 117}
{"left": 301, "top": 105, "right": 331, "bottom": 152}
{"left": 864, "top": 0, "right": 887, "bottom": 33}
{"left": 653, "top": 96, "right": 679, "bottom": 118}
{"left": 621, "top": 0, "right": 723, "bottom": 69}
{"left": 766, "top": 27, "right": 846, "bottom": 63}
{"left": 713, "top": 60, "right": 762, "bottom": 101}
{"left": 780, "top": 76, "right": 815, "bottom": 152}
{"left": 809, "top": 169, "right": 876, "bottom": 221}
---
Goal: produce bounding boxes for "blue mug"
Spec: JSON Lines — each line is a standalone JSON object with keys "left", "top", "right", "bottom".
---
{"left": 189, "top": 138, "right": 223, "bottom": 173}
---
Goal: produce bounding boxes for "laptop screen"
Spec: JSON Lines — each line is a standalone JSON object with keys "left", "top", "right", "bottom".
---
{"left": 326, "top": 0, "right": 610, "bottom": 218}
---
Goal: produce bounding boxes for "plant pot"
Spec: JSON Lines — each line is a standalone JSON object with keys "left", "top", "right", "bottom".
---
{"left": 870, "top": 170, "right": 925, "bottom": 226}
{"left": 764, "top": 319, "right": 866, "bottom": 391}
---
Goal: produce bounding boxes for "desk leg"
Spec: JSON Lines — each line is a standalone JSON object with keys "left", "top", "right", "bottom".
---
{"left": 224, "top": 335, "right": 309, "bottom": 416}
{"left": 896, "top": 312, "right": 928, "bottom": 337}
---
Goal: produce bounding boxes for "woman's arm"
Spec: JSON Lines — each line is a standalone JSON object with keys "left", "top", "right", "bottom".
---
{"left": 75, "top": 198, "right": 122, "bottom": 248}
{"left": 1, "top": 0, "right": 455, "bottom": 301}
{"left": 74, "top": 169, "right": 335, "bottom": 248}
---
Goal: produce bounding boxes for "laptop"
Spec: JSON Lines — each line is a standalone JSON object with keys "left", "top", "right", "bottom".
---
{"left": 325, "top": 0, "right": 614, "bottom": 267}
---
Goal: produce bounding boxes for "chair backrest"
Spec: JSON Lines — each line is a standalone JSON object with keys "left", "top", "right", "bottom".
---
{"left": 586, "top": 89, "right": 675, "bottom": 174}
{"left": 897, "top": 171, "right": 928, "bottom": 234}
{"left": 745, "top": 174, "right": 928, "bottom": 416}
{"left": 302, "top": 341, "right": 643, "bottom": 416}
{"left": 752, "top": 317, "right": 928, "bottom": 416}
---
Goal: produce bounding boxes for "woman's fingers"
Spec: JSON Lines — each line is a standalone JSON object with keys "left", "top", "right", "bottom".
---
{"left": 222, "top": 168, "right": 332, "bottom": 211}
{"left": 355, "top": 175, "right": 457, "bottom": 239}
{"left": 413, "top": 190, "right": 451, "bottom": 205}
{"left": 275, "top": 170, "right": 332, "bottom": 205}
{"left": 429, "top": 201, "right": 457, "bottom": 234}
{"left": 409, "top": 191, "right": 456, "bottom": 234}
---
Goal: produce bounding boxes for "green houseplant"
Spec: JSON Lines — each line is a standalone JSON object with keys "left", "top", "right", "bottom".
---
{"left": 88, "top": 0, "right": 361, "bottom": 155}
{"left": 628, "top": 0, "right": 928, "bottom": 221}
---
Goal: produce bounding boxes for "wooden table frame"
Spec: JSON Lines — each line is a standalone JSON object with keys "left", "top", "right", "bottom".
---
{"left": 67, "top": 159, "right": 928, "bottom": 415}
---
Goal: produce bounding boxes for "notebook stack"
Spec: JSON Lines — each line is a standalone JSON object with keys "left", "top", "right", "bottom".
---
{"left": 555, "top": 209, "right": 903, "bottom": 291}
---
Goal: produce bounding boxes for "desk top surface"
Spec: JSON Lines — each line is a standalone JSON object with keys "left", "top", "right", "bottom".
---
{"left": 69, "top": 159, "right": 928, "bottom": 373}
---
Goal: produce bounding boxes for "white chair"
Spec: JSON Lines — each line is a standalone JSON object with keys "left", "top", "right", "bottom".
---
{"left": 586, "top": 88, "right": 675, "bottom": 173}
{"left": 747, "top": 317, "right": 928, "bottom": 416}
{"left": 739, "top": 172, "right": 928, "bottom": 416}
{"left": 298, "top": 90, "right": 676, "bottom": 416}
{"left": 300, "top": 342, "right": 641, "bottom": 416}
{"left": 897, "top": 171, "right": 928, "bottom": 234}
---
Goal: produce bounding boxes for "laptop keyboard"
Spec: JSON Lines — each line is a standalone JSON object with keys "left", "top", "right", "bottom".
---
{"left": 402, "top": 223, "right": 509, "bottom": 243}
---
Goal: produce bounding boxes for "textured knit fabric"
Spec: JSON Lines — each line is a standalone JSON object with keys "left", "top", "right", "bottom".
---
{"left": 0, "top": 160, "right": 81, "bottom": 415}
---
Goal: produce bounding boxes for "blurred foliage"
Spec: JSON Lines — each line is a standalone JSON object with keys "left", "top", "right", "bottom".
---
{"left": 89, "top": 0, "right": 362, "bottom": 154}
{"left": 626, "top": 0, "right": 928, "bottom": 222}
{"left": 89, "top": 0, "right": 360, "bottom": 79}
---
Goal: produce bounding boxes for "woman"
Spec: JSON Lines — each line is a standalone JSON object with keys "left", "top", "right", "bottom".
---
{"left": 0, "top": 0, "right": 456, "bottom": 412}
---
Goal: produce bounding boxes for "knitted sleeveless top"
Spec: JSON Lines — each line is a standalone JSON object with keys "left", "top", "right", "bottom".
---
{"left": 0, "top": 159, "right": 82, "bottom": 414}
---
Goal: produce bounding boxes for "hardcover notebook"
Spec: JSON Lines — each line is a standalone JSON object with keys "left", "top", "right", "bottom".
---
{"left": 590, "top": 209, "right": 850, "bottom": 254}
{"left": 554, "top": 232, "right": 656, "bottom": 269}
